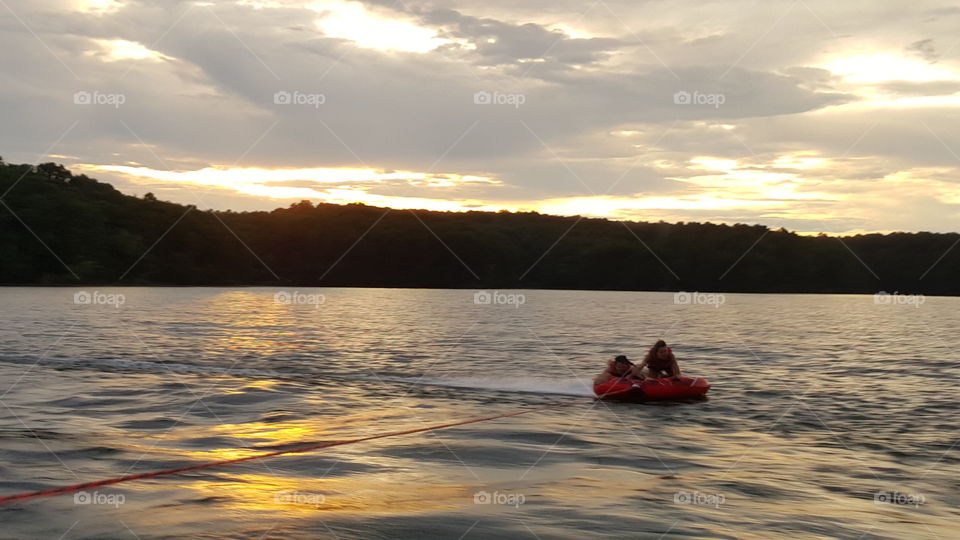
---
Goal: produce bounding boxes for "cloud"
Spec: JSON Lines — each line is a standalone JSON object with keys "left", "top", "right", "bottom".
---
{"left": 416, "top": 7, "right": 623, "bottom": 66}
{"left": 906, "top": 38, "right": 939, "bottom": 63}
{"left": 2, "top": 0, "right": 960, "bottom": 235}
{"left": 876, "top": 79, "right": 960, "bottom": 96}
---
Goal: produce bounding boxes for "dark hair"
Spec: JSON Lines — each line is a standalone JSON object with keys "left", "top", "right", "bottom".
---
{"left": 644, "top": 340, "right": 674, "bottom": 363}
{"left": 614, "top": 355, "right": 631, "bottom": 364}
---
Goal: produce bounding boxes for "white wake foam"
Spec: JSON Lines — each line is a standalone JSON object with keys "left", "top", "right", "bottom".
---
{"left": 387, "top": 376, "right": 595, "bottom": 397}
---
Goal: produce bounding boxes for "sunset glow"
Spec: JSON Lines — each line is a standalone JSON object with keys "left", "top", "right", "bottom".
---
{"left": 6, "top": 0, "right": 960, "bottom": 235}
{"left": 90, "top": 39, "right": 172, "bottom": 62}
{"left": 310, "top": 1, "right": 448, "bottom": 52}
{"left": 823, "top": 53, "right": 957, "bottom": 83}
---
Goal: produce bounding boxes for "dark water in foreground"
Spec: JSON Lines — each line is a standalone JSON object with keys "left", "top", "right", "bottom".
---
{"left": 0, "top": 287, "right": 957, "bottom": 539}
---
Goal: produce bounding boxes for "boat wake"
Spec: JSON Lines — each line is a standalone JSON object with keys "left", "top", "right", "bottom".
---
{"left": 384, "top": 375, "right": 595, "bottom": 397}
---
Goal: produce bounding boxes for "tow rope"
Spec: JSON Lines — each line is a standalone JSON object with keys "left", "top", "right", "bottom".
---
{"left": 0, "top": 402, "right": 572, "bottom": 505}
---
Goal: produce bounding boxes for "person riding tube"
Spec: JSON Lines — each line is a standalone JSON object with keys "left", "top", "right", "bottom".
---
{"left": 634, "top": 340, "right": 682, "bottom": 379}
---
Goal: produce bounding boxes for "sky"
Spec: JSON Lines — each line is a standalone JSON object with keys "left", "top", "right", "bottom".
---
{"left": 2, "top": 0, "right": 960, "bottom": 234}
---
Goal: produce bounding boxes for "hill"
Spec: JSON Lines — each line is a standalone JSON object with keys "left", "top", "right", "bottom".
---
{"left": 1, "top": 159, "right": 958, "bottom": 294}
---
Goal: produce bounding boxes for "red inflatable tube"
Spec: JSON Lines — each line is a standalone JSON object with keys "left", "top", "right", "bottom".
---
{"left": 594, "top": 376, "right": 710, "bottom": 402}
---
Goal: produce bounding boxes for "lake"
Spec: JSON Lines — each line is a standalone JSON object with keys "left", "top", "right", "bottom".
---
{"left": 0, "top": 287, "right": 956, "bottom": 539}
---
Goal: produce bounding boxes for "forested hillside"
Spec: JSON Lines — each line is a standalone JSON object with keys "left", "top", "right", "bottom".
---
{"left": 1, "top": 160, "right": 957, "bottom": 294}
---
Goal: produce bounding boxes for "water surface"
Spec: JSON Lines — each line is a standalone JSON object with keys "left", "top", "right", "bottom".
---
{"left": 0, "top": 288, "right": 956, "bottom": 539}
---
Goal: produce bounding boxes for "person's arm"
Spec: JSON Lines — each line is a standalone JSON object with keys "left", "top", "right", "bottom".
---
{"left": 594, "top": 372, "right": 612, "bottom": 384}
{"left": 670, "top": 358, "right": 682, "bottom": 377}
{"left": 635, "top": 359, "right": 648, "bottom": 377}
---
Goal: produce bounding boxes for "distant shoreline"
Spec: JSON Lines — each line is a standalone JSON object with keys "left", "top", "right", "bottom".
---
{"left": 2, "top": 161, "right": 957, "bottom": 295}
{"left": 0, "top": 284, "right": 951, "bottom": 299}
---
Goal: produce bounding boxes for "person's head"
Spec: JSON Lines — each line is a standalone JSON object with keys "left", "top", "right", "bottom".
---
{"left": 650, "top": 340, "right": 672, "bottom": 360}
{"left": 610, "top": 355, "right": 633, "bottom": 374}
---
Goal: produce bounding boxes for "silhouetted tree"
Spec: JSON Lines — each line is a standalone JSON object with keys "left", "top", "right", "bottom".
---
{"left": 35, "top": 162, "right": 71, "bottom": 182}
{"left": 0, "top": 160, "right": 958, "bottom": 294}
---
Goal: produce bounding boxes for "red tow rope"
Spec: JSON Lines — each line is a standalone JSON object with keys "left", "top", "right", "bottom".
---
{"left": 0, "top": 403, "right": 570, "bottom": 505}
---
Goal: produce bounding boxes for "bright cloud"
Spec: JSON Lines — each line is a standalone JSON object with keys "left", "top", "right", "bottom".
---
{"left": 88, "top": 39, "right": 174, "bottom": 62}
{"left": 310, "top": 1, "right": 450, "bottom": 52}
{"left": 74, "top": 0, "right": 124, "bottom": 14}
{"left": 823, "top": 53, "right": 958, "bottom": 83}
{"left": 90, "top": 164, "right": 496, "bottom": 190}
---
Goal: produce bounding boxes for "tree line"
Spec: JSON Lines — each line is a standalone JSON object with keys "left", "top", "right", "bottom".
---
{"left": 1, "top": 159, "right": 957, "bottom": 294}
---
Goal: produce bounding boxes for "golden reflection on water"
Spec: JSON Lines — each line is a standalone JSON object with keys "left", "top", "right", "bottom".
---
{"left": 174, "top": 407, "right": 482, "bottom": 515}
{"left": 187, "top": 472, "right": 470, "bottom": 515}
{"left": 197, "top": 289, "right": 439, "bottom": 360}
{"left": 221, "top": 379, "right": 281, "bottom": 395}
{"left": 121, "top": 399, "right": 480, "bottom": 516}
{"left": 211, "top": 421, "right": 315, "bottom": 444}
{"left": 127, "top": 402, "right": 441, "bottom": 467}
{"left": 202, "top": 291, "right": 307, "bottom": 355}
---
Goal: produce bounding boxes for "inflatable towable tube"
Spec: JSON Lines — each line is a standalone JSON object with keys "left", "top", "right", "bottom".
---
{"left": 594, "top": 376, "right": 710, "bottom": 402}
